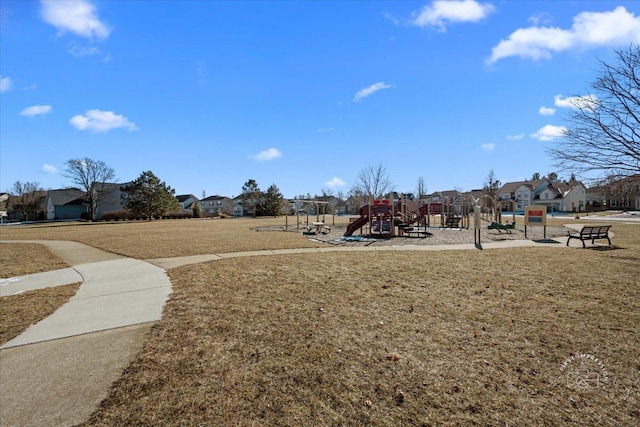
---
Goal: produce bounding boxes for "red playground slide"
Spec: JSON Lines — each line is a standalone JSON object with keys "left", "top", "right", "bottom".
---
{"left": 344, "top": 203, "right": 393, "bottom": 236}
{"left": 344, "top": 215, "right": 369, "bottom": 236}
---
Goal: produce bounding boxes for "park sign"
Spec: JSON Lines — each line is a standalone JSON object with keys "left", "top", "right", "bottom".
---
{"left": 525, "top": 205, "right": 547, "bottom": 226}
{"left": 524, "top": 204, "right": 547, "bottom": 239}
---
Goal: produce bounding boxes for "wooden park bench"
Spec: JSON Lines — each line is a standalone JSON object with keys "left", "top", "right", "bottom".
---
{"left": 566, "top": 225, "right": 612, "bottom": 248}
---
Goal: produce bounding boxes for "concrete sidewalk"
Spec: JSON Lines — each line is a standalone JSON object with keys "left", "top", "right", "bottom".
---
{"left": 0, "top": 242, "right": 173, "bottom": 427}
{"left": 145, "top": 235, "right": 573, "bottom": 269}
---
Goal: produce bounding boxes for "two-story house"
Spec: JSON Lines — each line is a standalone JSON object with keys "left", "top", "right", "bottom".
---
{"left": 497, "top": 179, "right": 549, "bottom": 212}
{"left": 200, "top": 195, "right": 233, "bottom": 216}
{"left": 604, "top": 174, "right": 640, "bottom": 210}
{"left": 535, "top": 181, "right": 587, "bottom": 213}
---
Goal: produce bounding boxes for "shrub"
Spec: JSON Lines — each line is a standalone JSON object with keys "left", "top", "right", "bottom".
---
{"left": 100, "top": 210, "right": 132, "bottom": 221}
{"left": 192, "top": 203, "right": 202, "bottom": 218}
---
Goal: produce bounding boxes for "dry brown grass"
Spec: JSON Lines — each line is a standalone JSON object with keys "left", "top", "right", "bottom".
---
{"left": 0, "top": 283, "right": 81, "bottom": 346}
{"left": 0, "top": 243, "right": 69, "bottom": 278}
{"left": 84, "top": 223, "right": 640, "bottom": 426}
{"left": 0, "top": 217, "right": 338, "bottom": 259}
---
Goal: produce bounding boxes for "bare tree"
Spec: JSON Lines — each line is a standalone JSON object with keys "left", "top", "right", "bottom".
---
{"left": 549, "top": 44, "right": 640, "bottom": 176}
{"left": 9, "top": 181, "right": 42, "bottom": 220}
{"left": 483, "top": 169, "right": 500, "bottom": 208}
{"left": 352, "top": 163, "right": 394, "bottom": 199}
{"left": 416, "top": 176, "right": 427, "bottom": 200}
{"left": 63, "top": 158, "right": 116, "bottom": 220}
{"left": 321, "top": 188, "right": 334, "bottom": 197}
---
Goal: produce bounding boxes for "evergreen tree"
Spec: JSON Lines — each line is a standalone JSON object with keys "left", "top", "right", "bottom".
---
{"left": 264, "top": 184, "right": 284, "bottom": 216}
{"left": 121, "top": 171, "right": 180, "bottom": 220}
{"left": 241, "top": 179, "right": 261, "bottom": 217}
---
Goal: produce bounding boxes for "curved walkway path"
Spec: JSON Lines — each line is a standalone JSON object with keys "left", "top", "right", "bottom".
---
{"left": 0, "top": 234, "right": 586, "bottom": 426}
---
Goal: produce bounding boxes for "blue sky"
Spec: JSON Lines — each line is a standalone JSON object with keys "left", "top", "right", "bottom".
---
{"left": 1, "top": 1, "right": 639, "bottom": 198}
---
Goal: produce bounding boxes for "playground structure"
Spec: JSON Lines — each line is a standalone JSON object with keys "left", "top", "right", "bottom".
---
{"left": 285, "top": 199, "right": 333, "bottom": 232}
{"left": 343, "top": 195, "right": 472, "bottom": 237}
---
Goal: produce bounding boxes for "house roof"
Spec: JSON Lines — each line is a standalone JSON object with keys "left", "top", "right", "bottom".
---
{"left": 176, "top": 194, "right": 198, "bottom": 202}
{"left": 499, "top": 179, "right": 548, "bottom": 194}
{"left": 47, "top": 188, "right": 86, "bottom": 206}
{"left": 200, "top": 195, "right": 231, "bottom": 201}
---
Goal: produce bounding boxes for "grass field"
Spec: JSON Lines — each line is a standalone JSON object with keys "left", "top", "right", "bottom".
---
{"left": 1, "top": 216, "right": 639, "bottom": 425}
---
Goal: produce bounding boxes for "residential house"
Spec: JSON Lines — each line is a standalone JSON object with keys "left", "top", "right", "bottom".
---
{"left": 200, "top": 195, "right": 233, "bottom": 216}
{"left": 6, "top": 191, "right": 48, "bottom": 221}
{"left": 95, "top": 183, "right": 129, "bottom": 219}
{"left": 535, "top": 181, "right": 587, "bottom": 213}
{"left": 586, "top": 185, "right": 607, "bottom": 211}
{"left": 428, "top": 190, "right": 464, "bottom": 214}
{"left": 496, "top": 179, "right": 587, "bottom": 213}
{"left": 46, "top": 188, "right": 86, "bottom": 220}
{"left": 497, "top": 179, "right": 549, "bottom": 212}
{"left": 232, "top": 196, "right": 244, "bottom": 217}
{"left": 345, "top": 195, "right": 366, "bottom": 214}
{"left": 0, "top": 193, "right": 8, "bottom": 220}
{"left": 176, "top": 194, "right": 199, "bottom": 214}
{"left": 44, "top": 183, "right": 127, "bottom": 220}
{"left": 603, "top": 174, "right": 640, "bottom": 210}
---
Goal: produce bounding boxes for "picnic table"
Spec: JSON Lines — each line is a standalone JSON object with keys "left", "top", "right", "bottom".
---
{"left": 312, "top": 222, "right": 331, "bottom": 234}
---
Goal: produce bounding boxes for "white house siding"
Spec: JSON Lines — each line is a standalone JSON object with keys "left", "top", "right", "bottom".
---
{"left": 536, "top": 188, "right": 560, "bottom": 212}
{"left": 561, "top": 185, "right": 586, "bottom": 212}
{"left": 514, "top": 185, "right": 532, "bottom": 210}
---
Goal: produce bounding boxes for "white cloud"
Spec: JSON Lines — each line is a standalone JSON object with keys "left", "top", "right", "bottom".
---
{"left": 481, "top": 143, "right": 495, "bottom": 151}
{"left": 538, "top": 106, "right": 556, "bottom": 116}
{"left": 354, "top": 82, "right": 392, "bottom": 102}
{"left": 489, "top": 6, "right": 640, "bottom": 63}
{"left": 251, "top": 148, "right": 282, "bottom": 161}
{"left": 325, "top": 177, "right": 346, "bottom": 187}
{"left": 528, "top": 12, "right": 552, "bottom": 26}
{"left": 0, "top": 76, "right": 12, "bottom": 92}
{"left": 412, "top": 0, "right": 495, "bottom": 30}
{"left": 506, "top": 133, "right": 524, "bottom": 140}
{"left": 69, "top": 45, "right": 102, "bottom": 57}
{"left": 69, "top": 109, "right": 138, "bottom": 132}
{"left": 20, "top": 104, "right": 52, "bottom": 117}
{"left": 554, "top": 94, "right": 598, "bottom": 110}
{"left": 530, "top": 124, "right": 567, "bottom": 141}
{"left": 40, "top": 0, "right": 111, "bottom": 40}
{"left": 42, "top": 164, "right": 58, "bottom": 174}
